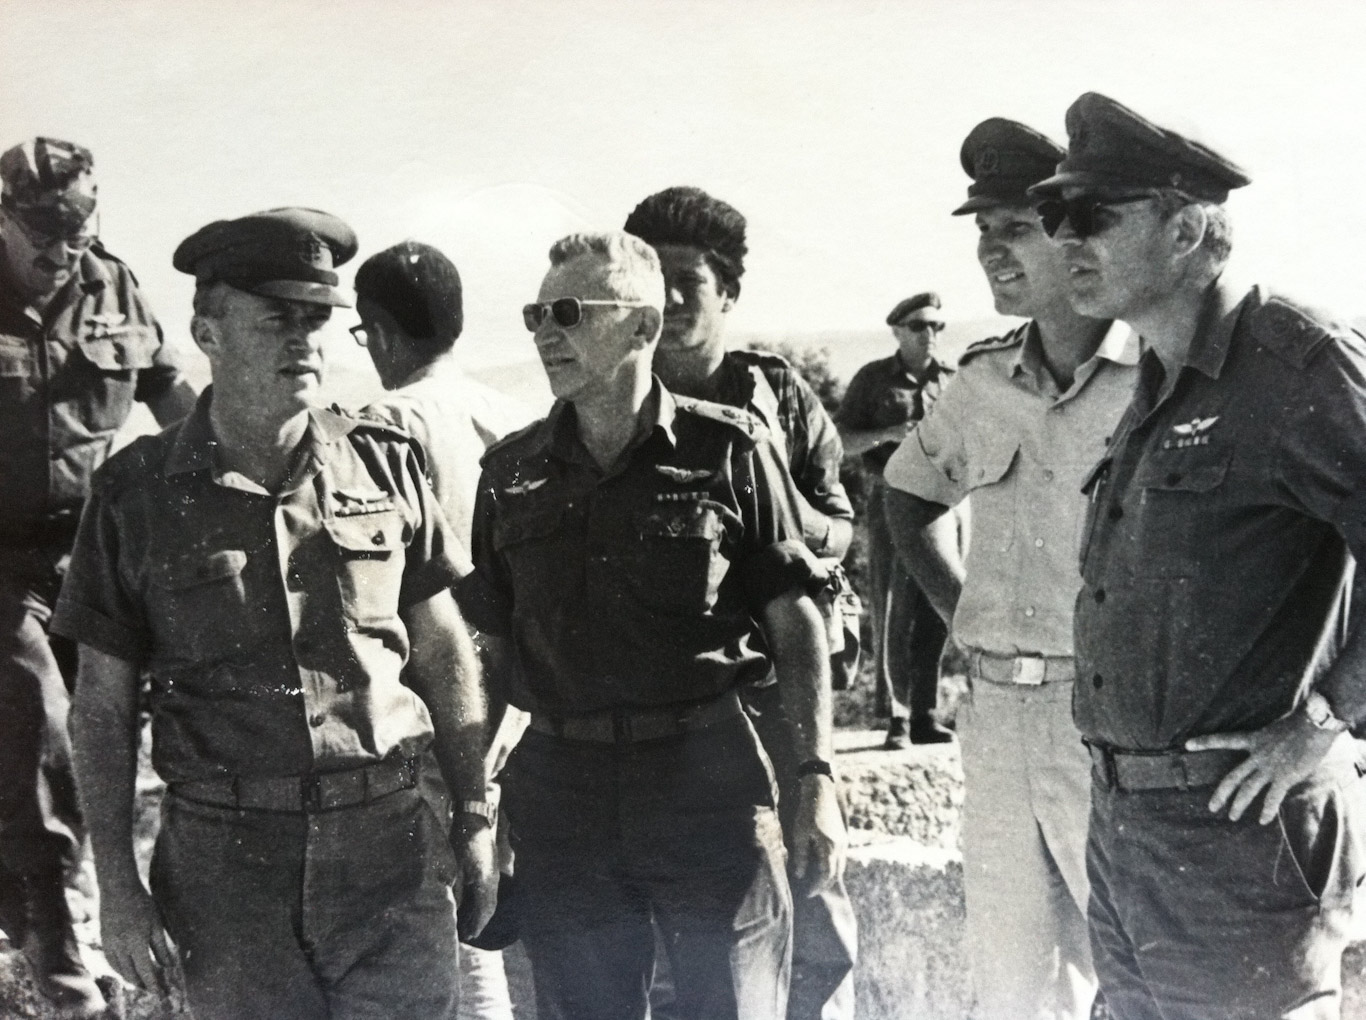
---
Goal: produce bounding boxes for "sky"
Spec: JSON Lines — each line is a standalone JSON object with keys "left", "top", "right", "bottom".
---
{"left": 3, "top": 0, "right": 1365, "bottom": 378}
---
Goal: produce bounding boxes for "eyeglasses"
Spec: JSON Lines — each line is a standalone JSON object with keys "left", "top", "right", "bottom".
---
{"left": 901, "top": 321, "right": 945, "bottom": 335}
{"left": 3, "top": 206, "right": 98, "bottom": 253}
{"left": 522, "top": 297, "right": 652, "bottom": 332}
{"left": 1036, "top": 194, "right": 1156, "bottom": 239}
{"left": 349, "top": 325, "right": 369, "bottom": 347}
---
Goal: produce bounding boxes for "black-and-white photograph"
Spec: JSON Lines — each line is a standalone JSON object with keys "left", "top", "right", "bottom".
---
{"left": 3, "top": 2, "right": 1366, "bottom": 1018}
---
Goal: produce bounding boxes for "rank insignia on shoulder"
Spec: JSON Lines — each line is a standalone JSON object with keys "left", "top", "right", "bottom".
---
{"left": 503, "top": 477, "right": 547, "bottom": 495}
{"left": 1162, "top": 415, "right": 1219, "bottom": 449}
{"left": 655, "top": 465, "right": 712, "bottom": 484}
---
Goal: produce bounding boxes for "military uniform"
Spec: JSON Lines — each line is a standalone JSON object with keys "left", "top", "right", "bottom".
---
{"left": 458, "top": 380, "right": 825, "bottom": 1020}
{"left": 836, "top": 351, "right": 953, "bottom": 725}
{"left": 53, "top": 394, "right": 467, "bottom": 1019}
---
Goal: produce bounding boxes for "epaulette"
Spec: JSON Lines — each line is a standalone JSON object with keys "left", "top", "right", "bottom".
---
{"left": 1249, "top": 293, "right": 1343, "bottom": 370}
{"left": 91, "top": 432, "right": 165, "bottom": 496}
{"left": 479, "top": 417, "right": 548, "bottom": 469}
{"left": 328, "top": 402, "right": 414, "bottom": 441}
{"left": 958, "top": 323, "right": 1028, "bottom": 367}
{"left": 87, "top": 242, "right": 141, "bottom": 286}
{"left": 674, "top": 395, "right": 769, "bottom": 443}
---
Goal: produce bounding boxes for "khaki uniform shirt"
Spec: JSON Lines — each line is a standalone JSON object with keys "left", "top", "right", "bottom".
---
{"left": 52, "top": 391, "right": 463, "bottom": 783}
{"left": 884, "top": 320, "right": 1137, "bottom": 657}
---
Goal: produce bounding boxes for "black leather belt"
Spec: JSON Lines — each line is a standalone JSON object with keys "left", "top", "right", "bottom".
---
{"left": 1086, "top": 742, "right": 1246, "bottom": 792}
{"left": 170, "top": 756, "right": 419, "bottom": 813}
{"left": 528, "top": 691, "right": 743, "bottom": 744}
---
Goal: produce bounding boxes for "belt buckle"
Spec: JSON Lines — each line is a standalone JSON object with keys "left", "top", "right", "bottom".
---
{"left": 1013, "top": 657, "right": 1046, "bottom": 685}
{"left": 301, "top": 774, "right": 323, "bottom": 812}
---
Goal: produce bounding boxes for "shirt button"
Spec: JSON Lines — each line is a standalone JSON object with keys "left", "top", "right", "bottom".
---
{"left": 1094, "top": 588, "right": 1106, "bottom": 603}
{"left": 1024, "top": 606, "right": 1036, "bottom": 617}
{"left": 1093, "top": 674, "right": 1104, "bottom": 690}
{"left": 1107, "top": 504, "right": 1124, "bottom": 521}
{"left": 308, "top": 713, "right": 326, "bottom": 728}
{"left": 1034, "top": 538, "right": 1044, "bottom": 548}
{"left": 371, "top": 531, "right": 386, "bottom": 546}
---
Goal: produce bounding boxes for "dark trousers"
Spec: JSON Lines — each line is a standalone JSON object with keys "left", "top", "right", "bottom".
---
{"left": 866, "top": 480, "right": 945, "bottom": 720}
{"left": 0, "top": 546, "right": 83, "bottom": 903}
{"left": 1087, "top": 739, "right": 1366, "bottom": 1020}
{"left": 153, "top": 784, "right": 460, "bottom": 1020}
{"left": 502, "top": 714, "right": 792, "bottom": 1020}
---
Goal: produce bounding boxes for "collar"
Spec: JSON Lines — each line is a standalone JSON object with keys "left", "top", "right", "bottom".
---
{"left": 165, "top": 388, "right": 358, "bottom": 486}
{"left": 1095, "top": 320, "right": 1140, "bottom": 366}
{"left": 394, "top": 354, "right": 462, "bottom": 391}
{"left": 892, "top": 352, "right": 949, "bottom": 383}
{"left": 1182, "top": 275, "right": 1253, "bottom": 380}
{"left": 538, "top": 376, "right": 678, "bottom": 463}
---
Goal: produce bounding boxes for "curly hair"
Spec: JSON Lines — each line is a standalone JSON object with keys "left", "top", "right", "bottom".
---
{"left": 623, "top": 186, "right": 747, "bottom": 300}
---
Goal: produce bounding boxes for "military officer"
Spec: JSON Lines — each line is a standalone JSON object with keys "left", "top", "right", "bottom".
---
{"left": 0, "top": 136, "right": 195, "bottom": 1016}
{"left": 623, "top": 185, "right": 857, "bottom": 1020}
{"left": 836, "top": 293, "right": 956, "bottom": 748}
{"left": 54, "top": 208, "right": 497, "bottom": 1020}
{"left": 1032, "top": 92, "right": 1366, "bottom": 1019}
{"left": 883, "top": 118, "right": 1136, "bottom": 1020}
{"left": 457, "top": 230, "right": 844, "bottom": 1020}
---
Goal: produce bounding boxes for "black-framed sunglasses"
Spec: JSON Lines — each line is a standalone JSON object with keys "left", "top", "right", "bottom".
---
{"left": 1036, "top": 194, "right": 1156, "bottom": 239}
{"left": 349, "top": 325, "right": 369, "bottom": 347}
{"left": 522, "top": 297, "right": 652, "bottom": 332}
{"left": 902, "top": 320, "right": 945, "bottom": 335}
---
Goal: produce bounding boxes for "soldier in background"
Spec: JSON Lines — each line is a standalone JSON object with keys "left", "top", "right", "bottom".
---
{"left": 836, "top": 293, "right": 955, "bottom": 748}
{"left": 0, "top": 136, "right": 195, "bottom": 1016}
{"left": 56, "top": 208, "right": 496, "bottom": 1019}
{"left": 624, "top": 186, "right": 857, "bottom": 1020}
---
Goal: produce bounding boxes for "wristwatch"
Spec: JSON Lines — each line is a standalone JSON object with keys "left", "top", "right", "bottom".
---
{"left": 457, "top": 799, "right": 498, "bottom": 828}
{"left": 1304, "top": 692, "right": 1350, "bottom": 734}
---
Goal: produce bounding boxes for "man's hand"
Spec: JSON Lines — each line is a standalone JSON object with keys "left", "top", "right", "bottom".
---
{"left": 451, "top": 820, "right": 499, "bottom": 942}
{"left": 790, "top": 775, "right": 847, "bottom": 896}
{"left": 1186, "top": 711, "right": 1347, "bottom": 824}
{"left": 100, "top": 882, "right": 179, "bottom": 995}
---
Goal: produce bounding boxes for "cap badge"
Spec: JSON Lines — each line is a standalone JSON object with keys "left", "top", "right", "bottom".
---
{"left": 976, "top": 147, "right": 1000, "bottom": 177}
{"left": 294, "top": 234, "right": 326, "bottom": 266}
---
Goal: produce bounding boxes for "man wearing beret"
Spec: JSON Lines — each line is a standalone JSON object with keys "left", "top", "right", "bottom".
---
{"left": 0, "top": 136, "right": 196, "bottom": 1016}
{"left": 623, "top": 186, "right": 856, "bottom": 1020}
{"left": 836, "top": 293, "right": 955, "bottom": 748}
{"left": 1032, "top": 92, "right": 1366, "bottom": 1018}
{"left": 53, "top": 208, "right": 497, "bottom": 1019}
{"left": 882, "top": 118, "right": 1136, "bottom": 1020}
{"left": 458, "top": 231, "right": 844, "bottom": 1020}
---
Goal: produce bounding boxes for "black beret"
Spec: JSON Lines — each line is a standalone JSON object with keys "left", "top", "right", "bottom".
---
{"left": 0, "top": 137, "right": 97, "bottom": 235}
{"left": 886, "top": 292, "right": 942, "bottom": 326}
{"left": 1029, "top": 92, "right": 1251, "bottom": 203}
{"left": 952, "top": 119, "right": 1066, "bottom": 216}
{"left": 173, "top": 207, "right": 358, "bottom": 308}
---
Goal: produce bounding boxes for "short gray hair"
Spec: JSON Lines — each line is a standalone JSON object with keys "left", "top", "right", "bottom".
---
{"left": 547, "top": 231, "right": 664, "bottom": 306}
{"left": 1155, "top": 189, "right": 1233, "bottom": 267}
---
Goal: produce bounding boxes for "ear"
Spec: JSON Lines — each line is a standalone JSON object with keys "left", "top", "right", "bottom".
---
{"left": 720, "top": 294, "right": 736, "bottom": 314}
{"left": 633, "top": 306, "right": 663, "bottom": 349}
{"left": 1171, "top": 203, "right": 1208, "bottom": 260}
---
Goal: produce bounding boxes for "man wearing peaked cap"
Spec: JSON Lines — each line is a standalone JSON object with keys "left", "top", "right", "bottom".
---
{"left": 55, "top": 207, "right": 497, "bottom": 1018}
{"left": 1043, "top": 92, "right": 1366, "bottom": 1019}
{"left": 882, "top": 116, "right": 1136, "bottom": 1020}
{"left": 0, "top": 136, "right": 196, "bottom": 1017}
{"left": 836, "top": 291, "right": 958, "bottom": 749}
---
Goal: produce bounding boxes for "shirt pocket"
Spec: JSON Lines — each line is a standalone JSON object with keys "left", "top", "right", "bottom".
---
{"left": 150, "top": 549, "right": 251, "bottom": 661}
{"left": 963, "top": 437, "right": 1020, "bottom": 552}
{"left": 1130, "top": 448, "right": 1232, "bottom": 578}
{"left": 323, "top": 509, "right": 411, "bottom": 624}
{"left": 628, "top": 500, "right": 734, "bottom": 616}
{"left": 70, "top": 325, "right": 161, "bottom": 434}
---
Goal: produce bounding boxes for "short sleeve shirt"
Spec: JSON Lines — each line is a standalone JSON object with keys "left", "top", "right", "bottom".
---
{"left": 456, "top": 380, "right": 824, "bottom": 716}
{"left": 0, "top": 245, "right": 183, "bottom": 535}
{"left": 1074, "top": 281, "right": 1366, "bottom": 750}
{"left": 884, "top": 320, "right": 1138, "bottom": 657}
{"left": 835, "top": 353, "right": 953, "bottom": 474}
{"left": 51, "top": 391, "right": 464, "bottom": 783}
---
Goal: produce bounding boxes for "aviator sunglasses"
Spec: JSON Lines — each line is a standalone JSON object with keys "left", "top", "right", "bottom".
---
{"left": 522, "top": 297, "right": 651, "bottom": 331}
{"left": 1036, "top": 194, "right": 1155, "bottom": 239}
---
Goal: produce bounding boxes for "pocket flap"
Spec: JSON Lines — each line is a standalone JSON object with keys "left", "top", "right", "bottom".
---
{"left": 155, "top": 549, "right": 248, "bottom": 589}
{"left": 636, "top": 504, "right": 724, "bottom": 541}
{"left": 324, "top": 509, "right": 410, "bottom": 553}
{"left": 1135, "top": 449, "right": 1231, "bottom": 493}
{"left": 493, "top": 507, "right": 567, "bottom": 550}
{"left": 76, "top": 326, "right": 159, "bottom": 371}
{"left": 967, "top": 440, "right": 1019, "bottom": 490}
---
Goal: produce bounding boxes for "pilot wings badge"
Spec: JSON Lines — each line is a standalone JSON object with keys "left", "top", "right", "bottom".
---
{"left": 655, "top": 465, "right": 712, "bottom": 484}
{"left": 503, "top": 477, "right": 547, "bottom": 495}
{"left": 1164, "top": 415, "right": 1219, "bottom": 450}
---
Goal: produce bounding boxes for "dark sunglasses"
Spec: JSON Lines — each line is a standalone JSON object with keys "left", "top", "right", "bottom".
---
{"left": 522, "top": 297, "right": 651, "bottom": 332}
{"left": 902, "top": 320, "right": 945, "bottom": 335}
{"left": 5, "top": 207, "right": 99, "bottom": 252}
{"left": 1036, "top": 194, "right": 1156, "bottom": 239}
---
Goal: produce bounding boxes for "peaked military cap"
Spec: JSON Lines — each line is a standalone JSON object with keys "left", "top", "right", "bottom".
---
{"left": 952, "top": 118, "right": 1065, "bottom": 216}
{"left": 886, "top": 291, "right": 941, "bottom": 326}
{"left": 1029, "top": 92, "right": 1251, "bottom": 203}
{"left": 0, "top": 137, "right": 97, "bottom": 235}
{"left": 173, "top": 207, "right": 358, "bottom": 307}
